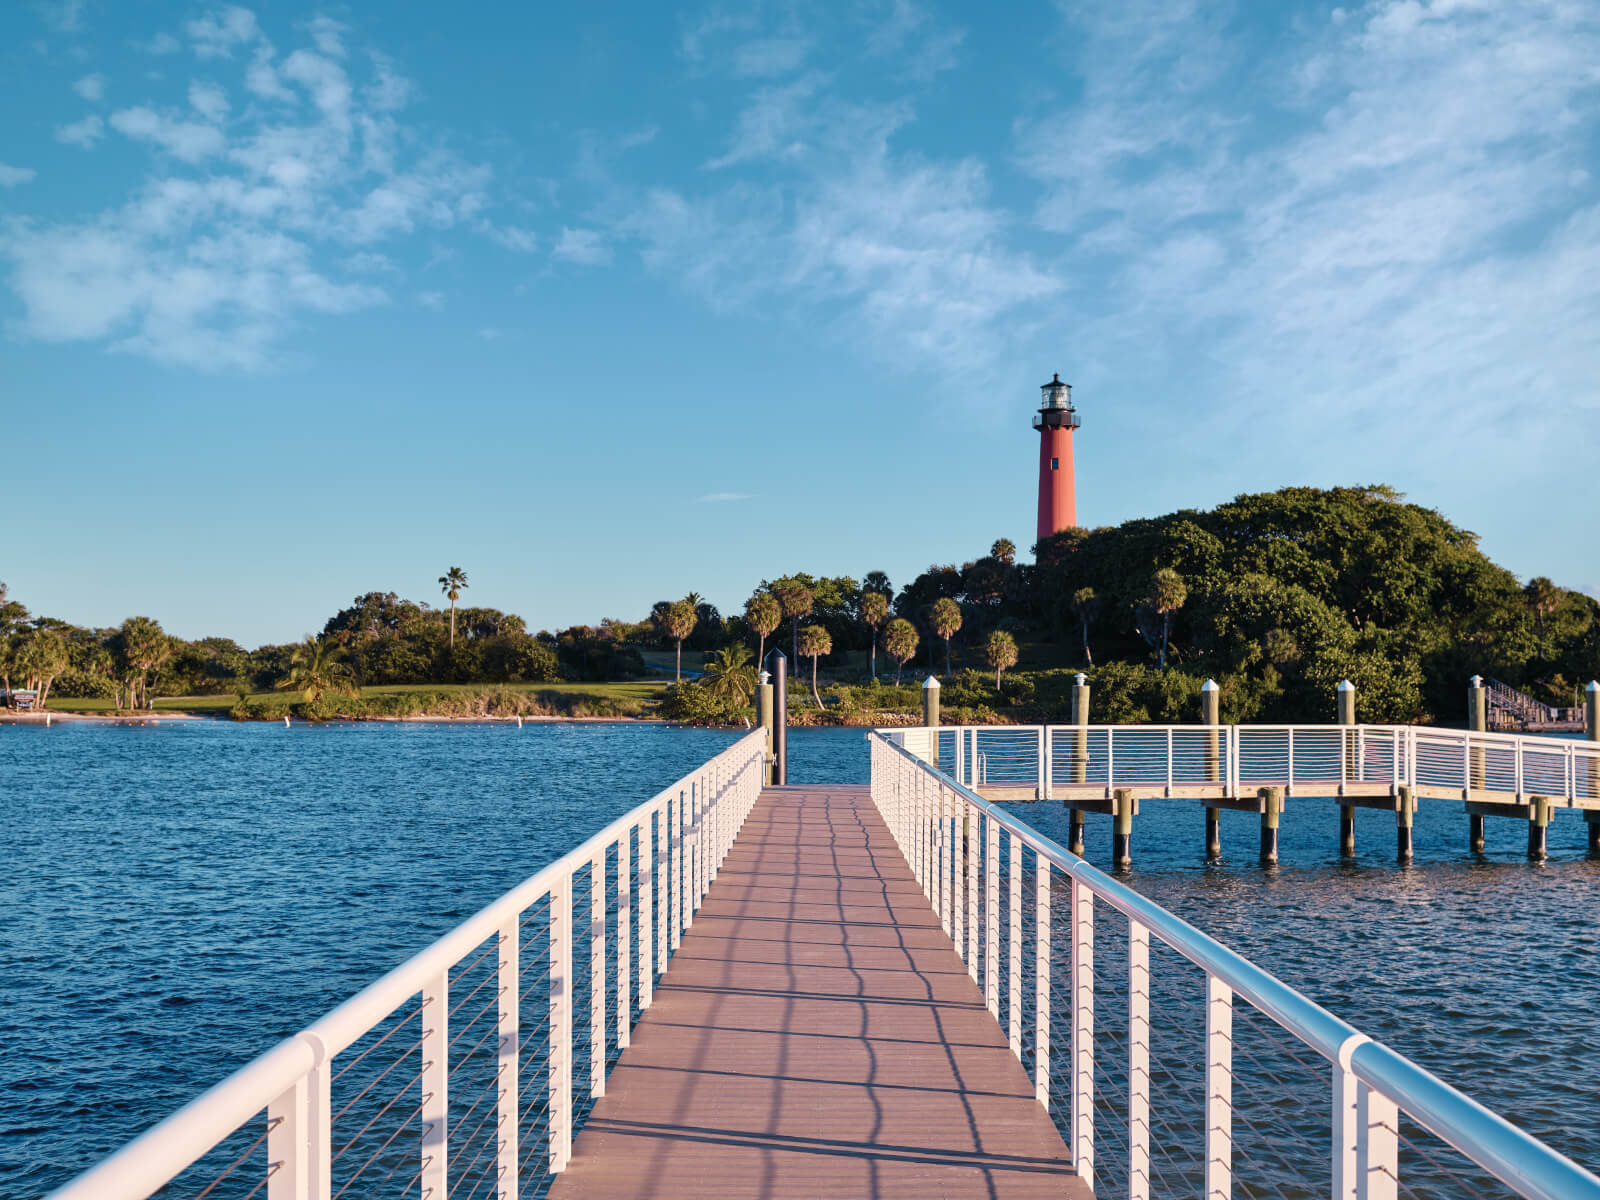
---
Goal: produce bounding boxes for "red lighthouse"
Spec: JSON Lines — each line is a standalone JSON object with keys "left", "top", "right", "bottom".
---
{"left": 1034, "top": 372, "right": 1080, "bottom": 544}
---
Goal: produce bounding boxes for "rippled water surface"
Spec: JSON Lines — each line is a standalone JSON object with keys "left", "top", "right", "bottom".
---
{"left": 4, "top": 721, "right": 1598, "bottom": 1195}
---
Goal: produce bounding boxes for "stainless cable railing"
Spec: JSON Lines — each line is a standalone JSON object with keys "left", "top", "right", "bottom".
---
{"left": 48, "top": 730, "right": 767, "bottom": 1200}
{"left": 897, "top": 722, "right": 1600, "bottom": 806}
{"left": 869, "top": 730, "right": 1600, "bottom": 1200}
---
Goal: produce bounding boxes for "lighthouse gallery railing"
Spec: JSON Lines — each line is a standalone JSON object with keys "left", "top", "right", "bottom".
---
{"left": 48, "top": 730, "right": 767, "bottom": 1200}
{"left": 869, "top": 730, "right": 1600, "bottom": 1200}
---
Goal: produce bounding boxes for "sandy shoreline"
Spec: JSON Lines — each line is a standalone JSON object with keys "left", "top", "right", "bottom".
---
{"left": 0, "top": 710, "right": 667, "bottom": 726}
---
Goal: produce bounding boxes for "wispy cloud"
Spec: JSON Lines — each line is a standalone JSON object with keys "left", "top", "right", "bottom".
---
{"left": 37, "top": 0, "right": 84, "bottom": 34}
{"left": 72, "top": 73, "right": 104, "bottom": 101}
{"left": 696, "top": 491, "right": 754, "bottom": 503}
{"left": 552, "top": 227, "right": 611, "bottom": 265}
{"left": 2, "top": 7, "right": 520, "bottom": 371}
{"left": 0, "top": 164, "right": 37, "bottom": 187}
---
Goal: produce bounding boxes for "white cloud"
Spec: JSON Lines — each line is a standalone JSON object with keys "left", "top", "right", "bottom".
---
{"left": 417, "top": 290, "right": 444, "bottom": 309}
{"left": 187, "top": 6, "right": 260, "bottom": 59}
{"left": 3, "top": 12, "right": 522, "bottom": 371}
{"left": 110, "top": 107, "right": 227, "bottom": 162}
{"left": 142, "top": 32, "right": 182, "bottom": 55}
{"left": 485, "top": 224, "right": 538, "bottom": 252}
{"left": 0, "top": 164, "right": 37, "bottom": 187}
{"left": 696, "top": 492, "right": 754, "bottom": 503}
{"left": 732, "top": 37, "right": 812, "bottom": 77}
{"left": 73, "top": 73, "right": 104, "bottom": 101}
{"left": 478, "top": 326, "right": 503, "bottom": 340}
{"left": 38, "top": 0, "right": 84, "bottom": 34}
{"left": 55, "top": 114, "right": 104, "bottom": 148}
{"left": 188, "top": 81, "right": 229, "bottom": 122}
{"left": 552, "top": 227, "right": 610, "bottom": 265}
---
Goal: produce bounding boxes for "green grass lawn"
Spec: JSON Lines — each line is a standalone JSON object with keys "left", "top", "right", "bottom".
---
{"left": 46, "top": 679, "right": 669, "bottom": 715}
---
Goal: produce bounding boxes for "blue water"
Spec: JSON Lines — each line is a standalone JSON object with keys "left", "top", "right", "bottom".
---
{"left": 4, "top": 722, "right": 1598, "bottom": 1194}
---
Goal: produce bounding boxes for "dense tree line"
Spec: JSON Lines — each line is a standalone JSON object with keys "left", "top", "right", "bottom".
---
{"left": 6, "top": 486, "right": 1594, "bottom": 724}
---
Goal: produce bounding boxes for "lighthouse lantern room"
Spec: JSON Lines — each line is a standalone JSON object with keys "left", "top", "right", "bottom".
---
{"left": 1034, "top": 372, "right": 1080, "bottom": 544}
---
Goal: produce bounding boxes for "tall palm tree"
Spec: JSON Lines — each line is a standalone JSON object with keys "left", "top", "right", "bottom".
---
{"left": 859, "top": 591, "right": 889, "bottom": 680}
{"left": 1149, "top": 568, "right": 1187, "bottom": 671}
{"left": 745, "top": 592, "right": 781, "bottom": 669}
{"left": 772, "top": 580, "right": 813, "bottom": 679}
{"left": 990, "top": 538, "right": 1016, "bottom": 566}
{"left": 798, "top": 623, "right": 832, "bottom": 708}
{"left": 986, "top": 629, "right": 1018, "bottom": 690}
{"left": 1070, "top": 587, "right": 1103, "bottom": 666}
{"left": 115, "top": 616, "right": 172, "bottom": 710}
{"left": 883, "top": 618, "right": 919, "bottom": 686}
{"left": 863, "top": 570, "right": 892, "bottom": 599}
{"left": 931, "top": 597, "right": 962, "bottom": 677}
{"left": 277, "top": 636, "right": 359, "bottom": 703}
{"left": 664, "top": 599, "right": 697, "bottom": 682}
{"left": 1525, "top": 577, "right": 1563, "bottom": 639}
{"left": 702, "top": 643, "right": 757, "bottom": 705}
{"left": 439, "top": 567, "right": 469, "bottom": 650}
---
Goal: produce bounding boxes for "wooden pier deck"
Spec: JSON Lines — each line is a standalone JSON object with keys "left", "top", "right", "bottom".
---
{"left": 547, "top": 784, "right": 1084, "bottom": 1200}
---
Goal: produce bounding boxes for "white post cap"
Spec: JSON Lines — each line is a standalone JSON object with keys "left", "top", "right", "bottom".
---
{"left": 1075, "top": 672, "right": 1087, "bottom": 686}
{"left": 1469, "top": 675, "right": 1484, "bottom": 689}
{"left": 1202, "top": 679, "right": 1219, "bottom": 693}
{"left": 759, "top": 670, "right": 771, "bottom": 685}
{"left": 923, "top": 675, "right": 940, "bottom": 689}
{"left": 1588, "top": 681, "right": 1599, "bottom": 694}
{"left": 1337, "top": 679, "right": 1355, "bottom": 692}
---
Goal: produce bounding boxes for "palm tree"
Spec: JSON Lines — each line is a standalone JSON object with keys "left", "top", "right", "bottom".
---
{"left": 863, "top": 570, "right": 892, "bottom": 599}
{"left": 1526, "top": 577, "right": 1563, "bottom": 639}
{"left": 276, "top": 636, "right": 359, "bottom": 703}
{"left": 1149, "top": 568, "right": 1187, "bottom": 671}
{"left": 859, "top": 592, "right": 889, "bottom": 680}
{"left": 745, "top": 592, "right": 781, "bottom": 669}
{"left": 986, "top": 629, "right": 1019, "bottom": 690}
{"left": 798, "top": 623, "right": 832, "bottom": 708}
{"left": 883, "top": 618, "right": 919, "bottom": 686}
{"left": 15, "top": 630, "right": 68, "bottom": 706}
{"left": 702, "top": 643, "right": 758, "bottom": 705}
{"left": 1070, "top": 587, "right": 1103, "bottom": 666}
{"left": 664, "top": 599, "right": 697, "bottom": 682}
{"left": 115, "top": 616, "right": 172, "bottom": 709}
{"left": 772, "top": 580, "right": 814, "bottom": 679}
{"left": 991, "top": 538, "right": 1016, "bottom": 566}
{"left": 439, "top": 567, "right": 469, "bottom": 650}
{"left": 931, "top": 597, "right": 962, "bottom": 676}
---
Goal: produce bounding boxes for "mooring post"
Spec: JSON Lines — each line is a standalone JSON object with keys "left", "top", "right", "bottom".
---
{"left": 757, "top": 671, "right": 776, "bottom": 787}
{"left": 1202, "top": 679, "right": 1222, "bottom": 859}
{"left": 1397, "top": 785, "right": 1415, "bottom": 863}
{"left": 1338, "top": 679, "right": 1356, "bottom": 858}
{"left": 1112, "top": 788, "right": 1135, "bottom": 867}
{"left": 1259, "top": 786, "right": 1282, "bottom": 866}
{"left": 1068, "top": 810, "right": 1085, "bottom": 857}
{"left": 1529, "top": 796, "right": 1552, "bottom": 862}
{"left": 1070, "top": 672, "right": 1089, "bottom": 785}
{"left": 1468, "top": 675, "right": 1487, "bottom": 852}
{"left": 767, "top": 650, "right": 788, "bottom": 786}
{"left": 923, "top": 675, "right": 940, "bottom": 766}
{"left": 1587, "top": 683, "right": 1600, "bottom": 856}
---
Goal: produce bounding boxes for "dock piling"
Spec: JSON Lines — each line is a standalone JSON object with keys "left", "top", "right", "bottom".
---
{"left": 1259, "top": 786, "right": 1281, "bottom": 866}
{"left": 1068, "top": 809, "right": 1085, "bottom": 857}
{"left": 766, "top": 650, "right": 788, "bottom": 786}
{"left": 1205, "top": 808, "right": 1222, "bottom": 860}
{"left": 1469, "top": 675, "right": 1487, "bottom": 851}
{"left": 1529, "top": 796, "right": 1552, "bottom": 862}
{"left": 1397, "top": 786, "right": 1415, "bottom": 862}
{"left": 757, "top": 672, "right": 775, "bottom": 786}
{"left": 1112, "top": 788, "right": 1135, "bottom": 867}
{"left": 1070, "top": 673, "right": 1089, "bottom": 785}
{"left": 1338, "top": 679, "right": 1356, "bottom": 858}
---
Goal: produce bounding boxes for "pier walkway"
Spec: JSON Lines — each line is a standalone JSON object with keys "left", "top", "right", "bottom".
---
{"left": 548, "top": 785, "right": 1080, "bottom": 1199}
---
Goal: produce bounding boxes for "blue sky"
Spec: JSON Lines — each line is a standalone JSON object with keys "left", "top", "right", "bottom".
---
{"left": 3, "top": 0, "right": 1598, "bottom": 646}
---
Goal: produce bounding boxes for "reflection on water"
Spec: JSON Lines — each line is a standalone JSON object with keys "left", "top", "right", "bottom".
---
{"left": 3, "top": 722, "right": 1597, "bottom": 1192}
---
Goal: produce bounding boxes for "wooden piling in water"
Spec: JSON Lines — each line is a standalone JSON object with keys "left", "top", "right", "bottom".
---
{"left": 1112, "top": 788, "right": 1135, "bottom": 866}
{"left": 1338, "top": 679, "right": 1357, "bottom": 858}
{"left": 1469, "top": 676, "right": 1487, "bottom": 852}
{"left": 1068, "top": 809, "right": 1085, "bottom": 857}
{"left": 1202, "top": 679, "right": 1222, "bottom": 860}
{"left": 1529, "top": 796, "right": 1552, "bottom": 862}
{"left": 1259, "top": 786, "right": 1282, "bottom": 866}
{"left": 1069, "top": 674, "right": 1089, "bottom": 785}
{"left": 1397, "top": 786, "right": 1415, "bottom": 862}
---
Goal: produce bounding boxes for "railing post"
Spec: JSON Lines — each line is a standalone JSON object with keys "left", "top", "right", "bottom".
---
{"left": 1356, "top": 1082, "right": 1399, "bottom": 1200}
{"left": 589, "top": 854, "right": 606, "bottom": 1097}
{"left": 657, "top": 800, "right": 670, "bottom": 970}
{"left": 1332, "top": 1033, "right": 1370, "bottom": 1200}
{"left": 421, "top": 971, "right": 450, "bottom": 1194}
{"left": 1008, "top": 829, "right": 1022, "bottom": 1060}
{"left": 1035, "top": 858, "right": 1050, "bottom": 1109}
{"left": 549, "top": 877, "right": 573, "bottom": 1173}
{"left": 639, "top": 815, "right": 655, "bottom": 1012}
{"left": 1044, "top": 725, "right": 1054, "bottom": 799}
{"left": 1071, "top": 877, "right": 1094, "bottom": 1188}
{"left": 497, "top": 920, "right": 519, "bottom": 1200}
{"left": 986, "top": 816, "right": 1001, "bottom": 1019}
{"left": 1206, "top": 974, "right": 1232, "bottom": 1200}
{"left": 937, "top": 783, "right": 949, "bottom": 935}
{"left": 673, "top": 789, "right": 686, "bottom": 949}
{"left": 966, "top": 800, "right": 980, "bottom": 983}
{"left": 1037, "top": 726, "right": 1047, "bottom": 800}
{"left": 617, "top": 835, "right": 632, "bottom": 1048}
{"left": 1129, "top": 920, "right": 1150, "bottom": 1200}
{"left": 266, "top": 1076, "right": 309, "bottom": 1200}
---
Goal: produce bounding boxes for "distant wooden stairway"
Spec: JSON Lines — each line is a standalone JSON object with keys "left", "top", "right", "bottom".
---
{"left": 1486, "top": 677, "right": 1585, "bottom": 732}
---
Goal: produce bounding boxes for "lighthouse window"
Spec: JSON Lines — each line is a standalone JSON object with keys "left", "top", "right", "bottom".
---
{"left": 1051, "top": 457, "right": 1059, "bottom": 470}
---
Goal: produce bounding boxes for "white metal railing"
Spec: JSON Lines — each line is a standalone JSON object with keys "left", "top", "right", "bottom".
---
{"left": 901, "top": 723, "right": 1600, "bottom": 806}
{"left": 49, "top": 730, "right": 767, "bottom": 1200}
{"left": 869, "top": 731, "right": 1600, "bottom": 1200}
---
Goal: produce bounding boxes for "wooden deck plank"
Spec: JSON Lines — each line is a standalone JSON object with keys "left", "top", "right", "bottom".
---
{"left": 547, "top": 785, "right": 1085, "bottom": 1200}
